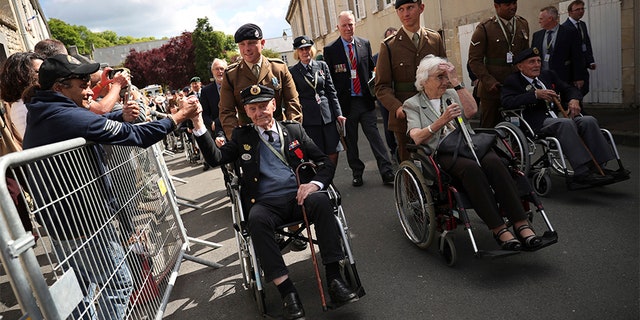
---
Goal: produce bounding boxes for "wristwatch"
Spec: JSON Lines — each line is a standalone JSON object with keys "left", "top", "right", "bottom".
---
{"left": 453, "top": 84, "right": 464, "bottom": 91}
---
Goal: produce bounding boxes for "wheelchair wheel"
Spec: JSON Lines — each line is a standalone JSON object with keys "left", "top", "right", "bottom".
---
{"left": 438, "top": 234, "right": 457, "bottom": 267}
{"left": 495, "top": 121, "right": 531, "bottom": 176}
{"left": 532, "top": 170, "right": 552, "bottom": 197}
{"left": 394, "top": 161, "right": 436, "bottom": 249}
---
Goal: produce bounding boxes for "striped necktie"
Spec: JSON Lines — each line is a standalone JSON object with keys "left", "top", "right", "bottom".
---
{"left": 348, "top": 43, "right": 361, "bottom": 95}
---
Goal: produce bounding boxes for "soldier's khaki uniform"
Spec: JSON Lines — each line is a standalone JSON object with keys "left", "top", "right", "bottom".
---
{"left": 468, "top": 15, "right": 530, "bottom": 127}
{"left": 375, "top": 27, "right": 445, "bottom": 161}
{"left": 220, "top": 56, "right": 302, "bottom": 138}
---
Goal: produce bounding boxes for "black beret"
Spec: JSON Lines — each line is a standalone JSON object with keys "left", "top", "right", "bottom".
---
{"left": 514, "top": 47, "right": 541, "bottom": 64}
{"left": 494, "top": 0, "right": 517, "bottom": 3}
{"left": 293, "top": 35, "right": 314, "bottom": 50}
{"left": 39, "top": 54, "right": 100, "bottom": 90}
{"left": 395, "top": 0, "right": 420, "bottom": 9}
{"left": 234, "top": 23, "right": 263, "bottom": 43}
{"left": 241, "top": 84, "right": 274, "bottom": 105}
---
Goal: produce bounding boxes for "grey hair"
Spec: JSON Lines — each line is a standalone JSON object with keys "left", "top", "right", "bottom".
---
{"left": 211, "top": 58, "right": 227, "bottom": 69}
{"left": 414, "top": 54, "right": 448, "bottom": 91}
{"left": 338, "top": 10, "right": 355, "bottom": 21}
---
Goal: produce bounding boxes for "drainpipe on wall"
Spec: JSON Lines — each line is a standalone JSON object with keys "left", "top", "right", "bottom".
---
{"left": 10, "top": 0, "right": 33, "bottom": 51}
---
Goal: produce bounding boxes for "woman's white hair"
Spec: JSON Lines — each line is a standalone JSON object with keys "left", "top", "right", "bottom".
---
{"left": 414, "top": 54, "right": 449, "bottom": 91}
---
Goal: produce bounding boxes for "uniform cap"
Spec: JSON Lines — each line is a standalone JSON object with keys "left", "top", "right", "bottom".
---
{"left": 190, "top": 76, "right": 201, "bottom": 83}
{"left": 234, "top": 23, "right": 263, "bottom": 43}
{"left": 39, "top": 54, "right": 100, "bottom": 90}
{"left": 513, "top": 47, "right": 541, "bottom": 64}
{"left": 395, "top": 0, "right": 420, "bottom": 9}
{"left": 293, "top": 36, "right": 314, "bottom": 49}
{"left": 241, "top": 84, "right": 274, "bottom": 105}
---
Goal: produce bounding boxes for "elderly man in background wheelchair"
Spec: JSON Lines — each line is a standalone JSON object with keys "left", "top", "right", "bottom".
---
{"left": 191, "top": 84, "right": 358, "bottom": 319}
{"left": 501, "top": 47, "right": 629, "bottom": 185}
{"left": 404, "top": 55, "right": 542, "bottom": 251}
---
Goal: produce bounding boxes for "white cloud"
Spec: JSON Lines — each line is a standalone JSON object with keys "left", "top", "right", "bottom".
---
{"left": 40, "top": 0, "right": 291, "bottom": 39}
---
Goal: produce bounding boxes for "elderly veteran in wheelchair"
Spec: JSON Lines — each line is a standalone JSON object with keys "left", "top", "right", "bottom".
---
{"left": 501, "top": 47, "right": 627, "bottom": 185}
{"left": 403, "top": 55, "right": 542, "bottom": 251}
{"left": 191, "top": 84, "right": 357, "bottom": 319}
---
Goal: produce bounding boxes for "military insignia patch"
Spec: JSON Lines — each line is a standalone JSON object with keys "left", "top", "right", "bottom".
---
{"left": 243, "top": 144, "right": 251, "bottom": 150}
{"left": 250, "top": 85, "right": 261, "bottom": 95}
{"left": 241, "top": 153, "right": 252, "bottom": 161}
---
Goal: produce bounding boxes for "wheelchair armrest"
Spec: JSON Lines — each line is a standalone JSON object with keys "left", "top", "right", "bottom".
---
{"left": 406, "top": 143, "right": 433, "bottom": 156}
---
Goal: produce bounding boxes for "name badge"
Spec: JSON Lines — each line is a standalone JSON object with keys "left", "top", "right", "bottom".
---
{"left": 544, "top": 54, "right": 551, "bottom": 62}
{"left": 506, "top": 52, "right": 513, "bottom": 64}
{"left": 351, "top": 69, "right": 357, "bottom": 79}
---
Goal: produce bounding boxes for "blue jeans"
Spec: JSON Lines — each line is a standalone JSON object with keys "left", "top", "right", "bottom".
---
{"left": 53, "top": 225, "right": 133, "bottom": 319}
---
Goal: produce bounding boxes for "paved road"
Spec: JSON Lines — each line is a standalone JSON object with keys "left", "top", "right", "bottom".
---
{"left": 163, "top": 132, "right": 639, "bottom": 320}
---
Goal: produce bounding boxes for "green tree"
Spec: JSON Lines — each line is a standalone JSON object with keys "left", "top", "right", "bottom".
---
{"left": 261, "top": 48, "right": 281, "bottom": 59}
{"left": 191, "top": 17, "right": 237, "bottom": 84}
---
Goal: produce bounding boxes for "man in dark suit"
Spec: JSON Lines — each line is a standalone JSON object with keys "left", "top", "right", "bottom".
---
{"left": 200, "top": 58, "right": 227, "bottom": 171}
{"left": 532, "top": 6, "right": 585, "bottom": 91}
{"left": 562, "top": 0, "right": 595, "bottom": 97}
{"left": 323, "top": 10, "right": 394, "bottom": 187}
{"left": 501, "top": 48, "right": 619, "bottom": 185}
{"left": 193, "top": 84, "right": 358, "bottom": 319}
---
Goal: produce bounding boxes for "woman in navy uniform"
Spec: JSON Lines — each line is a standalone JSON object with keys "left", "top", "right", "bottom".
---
{"left": 289, "top": 35, "right": 346, "bottom": 165}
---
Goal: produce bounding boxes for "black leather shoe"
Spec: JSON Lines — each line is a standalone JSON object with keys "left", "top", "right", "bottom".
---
{"left": 573, "top": 172, "right": 615, "bottom": 185}
{"left": 382, "top": 172, "right": 395, "bottom": 185}
{"left": 352, "top": 175, "right": 363, "bottom": 187}
{"left": 282, "top": 292, "right": 305, "bottom": 320}
{"left": 328, "top": 278, "right": 358, "bottom": 305}
{"left": 290, "top": 238, "right": 308, "bottom": 251}
{"left": 603, "top": 168, "right": 631, "bottom": 179}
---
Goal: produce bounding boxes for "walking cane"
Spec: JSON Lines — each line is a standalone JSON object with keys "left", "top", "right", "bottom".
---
{"left": 551, "top": 96, "right": 605, "bottom": 176}
{"left": 295, "top": 162, "right": 328, "bottom": 311}
{"left": 446, "top": 99, "right": 481, "bottom": 166}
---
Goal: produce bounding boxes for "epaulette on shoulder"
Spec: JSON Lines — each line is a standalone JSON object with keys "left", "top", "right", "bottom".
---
{"left": 515, "top": 15, "right": 528, "bottom": 23}
{"left": 267, "top": 57, "right": 285, "bottom": 64}
{"left": 383, "top": 33, "right": 396, "bottom": 44}
{"left": 226, "top": 62, "right": 240, "bottom": 72}
{"left": 281, "top": 120, "right": 299, "bottom": 125}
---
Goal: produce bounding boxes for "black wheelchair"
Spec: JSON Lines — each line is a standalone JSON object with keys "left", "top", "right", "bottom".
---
{"left": 225, "top": 162, "right": 365, "bottom": 316}
{"left": 394, "top": 128, "right": 558, "bottom": 266}
{"left": 498, "top": 109, "right": 630, "bottom": 196}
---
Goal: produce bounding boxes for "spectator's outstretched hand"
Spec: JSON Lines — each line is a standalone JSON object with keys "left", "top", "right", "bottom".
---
{"left": 123, "top": 101, "right": 140, "bottom": 122}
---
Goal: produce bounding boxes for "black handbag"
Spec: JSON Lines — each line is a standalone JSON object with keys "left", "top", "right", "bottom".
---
{"left": 436, "top": 126, "right": 497, "bottom": 169}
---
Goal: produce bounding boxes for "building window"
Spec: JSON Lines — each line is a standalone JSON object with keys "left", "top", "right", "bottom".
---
{"left": 352, "top": 0, "right": 366, "bottom": 20}
{"left": 281, "top": 55, "right": 288, "bottom": 65}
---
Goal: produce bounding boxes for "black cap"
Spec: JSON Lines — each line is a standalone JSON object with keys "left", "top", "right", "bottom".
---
{"left": 293, "top": 36, "right": 314, "bottom": 49}
{"left": 234, "top": 23, "right": 263, "bottom": 43}
{"left": 240, "top": 84, "right": 274, "bottom": 105}
{"left": 190, "top": 76, "right": 201, "bottom": 83}
{"left": 395, "top": 0, "right": 419, "bottom": 9}
{"left": 494, "top": 0, "right": 517, "bottom": 3}
{"left": 39, "top": 54, "right": 100, "bottom": 90}
{"left": 513, "top": 47, "right": 541, "bottom": 64}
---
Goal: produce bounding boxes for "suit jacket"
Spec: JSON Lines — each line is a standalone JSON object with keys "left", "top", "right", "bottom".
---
{"left": 532, "top": 25, "right": 585, "bottom": 84}
{"left": 195, "top": 121, "right": 334, "bottom": 212}
{"left": 562, "top": 18, "right": 594, "bottom": 66}
{"left": 200, "top": 82, "right": 222, "bottom": 135}
{"left": 375, "top": 27, "right": 446, "bottom": 132}
{"left": 468, "top": 15, "right": 530, "bottom": 99}
{"left": 501, "top": 69, "right": 582, "bottom": 133}
{"left": 289, "top": 60, "right": 342, "bottom": 126}
{"left": 323, "top": 36, "right": 375, "bottom": 116}
{"left": 219, "top": 56, "right": 302, "bottom": 138}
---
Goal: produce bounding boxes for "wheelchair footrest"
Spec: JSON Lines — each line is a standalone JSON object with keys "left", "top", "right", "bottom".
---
{"left": 521, "top": 231, "right": 558, "bottom": 252}
{"left": 475, "top": 250, "right": 521, "bottom": 259}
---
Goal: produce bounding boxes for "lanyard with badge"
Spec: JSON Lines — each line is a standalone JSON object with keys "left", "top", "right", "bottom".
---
{"left": 302, "top": 65, "right": 322, "bottom": 105}
{"left": 496, "top": 16, "right": 516, "bottom": 64}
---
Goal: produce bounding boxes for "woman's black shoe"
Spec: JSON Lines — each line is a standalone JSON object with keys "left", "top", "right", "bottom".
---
{"left": 494, "top": 227, "right": 522, "bottom": 251}
{"left": 515, "top": 224, "right": 542, "bottom": 249}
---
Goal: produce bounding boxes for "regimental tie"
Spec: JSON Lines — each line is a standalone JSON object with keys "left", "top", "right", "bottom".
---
{"left": 252, "top": 64, "right": 260, "bottom": 78}
{"left": 412, "top": 33, "right": 420, "bottom": 48}
{"left": 545, "top": 30, "right": 554, "bottom": 53}
{"left": 532, "top": 78, "right": 543, "bottom": 89}
{"left": 347, "top": 43, "right": 361, "bottom": 95}
{"left": 265, "top": 130, "right": 275, "bottom": 143}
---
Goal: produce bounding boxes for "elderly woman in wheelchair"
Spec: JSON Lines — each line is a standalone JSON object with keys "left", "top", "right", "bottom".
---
{"left": 402, "top": 55, "right": 543, "bottom": 252}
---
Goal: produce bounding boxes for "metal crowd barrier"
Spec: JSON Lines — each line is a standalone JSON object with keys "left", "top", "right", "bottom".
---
{"left": 0, "top": 138, "right": 222, "bottom": 319}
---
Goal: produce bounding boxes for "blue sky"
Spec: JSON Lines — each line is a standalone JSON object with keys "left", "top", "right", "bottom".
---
{"left": 39, "top": 0, "right": 292, "bottom": 40}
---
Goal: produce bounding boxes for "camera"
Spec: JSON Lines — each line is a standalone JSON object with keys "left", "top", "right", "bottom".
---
{"left": 107, "top": 68, "right": 129, "bottom": 79}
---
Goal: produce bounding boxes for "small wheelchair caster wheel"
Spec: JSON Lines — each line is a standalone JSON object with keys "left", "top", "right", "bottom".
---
{"left": 532, "top": 171, "right": 552, "bottom": 197}
{"left": 439, "top": 235, "right": 457, "bottom": 267}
